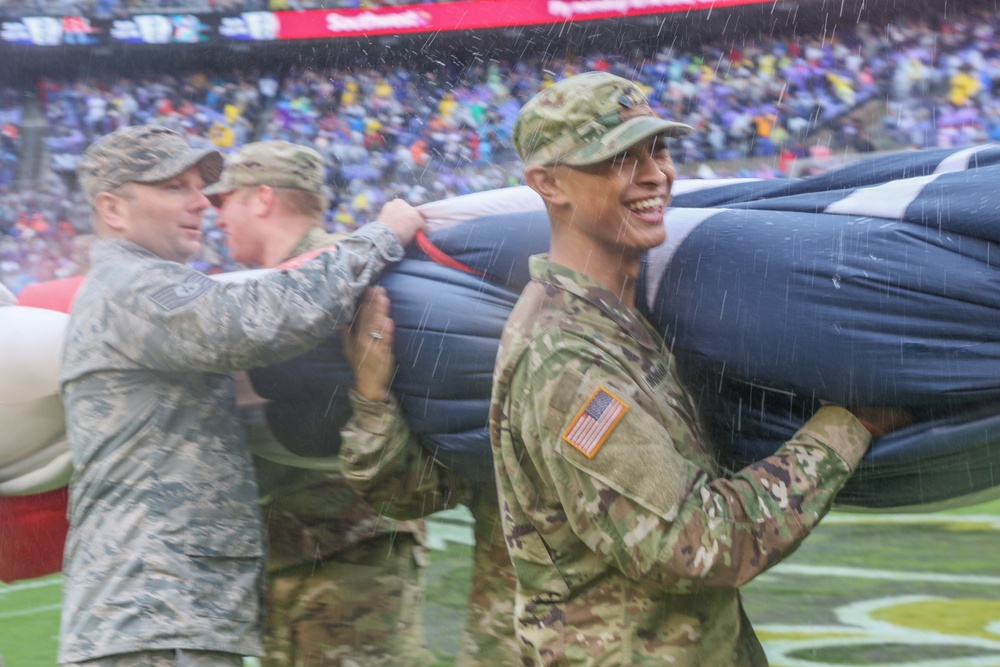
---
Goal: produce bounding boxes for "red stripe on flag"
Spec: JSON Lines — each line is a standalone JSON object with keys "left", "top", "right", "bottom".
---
{"left": 572, "top": 402, "right": 624, "bottom": 454}
{"left": 415, "top": 231, "right": 498, "bottom": 281}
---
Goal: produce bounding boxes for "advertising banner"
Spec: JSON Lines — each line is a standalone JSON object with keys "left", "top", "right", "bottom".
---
{"left": 110, "top": 14, "right": 210, "bottom": 44}
{"left": 0, "top": 0, "right": 776, "bottom": 47}
{"left": 1, "top": 15, "right": 101, "bottom": 46}
{"left": 219, "top": 0, "right": 773, "bottom": 41}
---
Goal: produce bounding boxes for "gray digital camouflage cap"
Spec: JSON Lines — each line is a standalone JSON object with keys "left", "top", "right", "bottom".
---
{"left": 78, "top": 125, "right": 223, "bottom": 205}
{"left": 513, "top": 71, "right": 693, "bottom": 167}
{"left": 202, "top": 140, "right": 330, "bottom": 206}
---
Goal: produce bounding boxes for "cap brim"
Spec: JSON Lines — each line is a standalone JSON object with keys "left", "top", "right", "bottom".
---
{"left": 204, "top": 191, "right": 227, "bottom": 208}
{"left": 202, "top": 177, "right": 234, "bottom": 208}
{"left": 202, "top": 178, "right": 230, "bottom": 197}
{"left": 563, "top": 116, "right": 693, "bottom": 167}
{"left": 203, "top": 178, "right": 333, "bottom": 209}
{"left": 134, "top": 148, "right": 224, "bottom": 188}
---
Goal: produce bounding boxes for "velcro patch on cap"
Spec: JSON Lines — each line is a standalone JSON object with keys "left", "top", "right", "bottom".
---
{"left": 149, "top": 274, "right": 213, "bottom": 310}
{"left": 563, "top": 387, "right": 629, "bottom": 458}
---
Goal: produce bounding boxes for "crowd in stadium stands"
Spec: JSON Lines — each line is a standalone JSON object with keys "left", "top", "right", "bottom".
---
{"left": 881, "top": 14, "right": 1000, "bottom": 149}
{"left": 39, "top": 69, "right": 264, "bottom": 151}
{"left": 0, "top": 188, "right": 91, "bottom": 295}
{"left": 0, "top": 88, "right": 20, "bottom": 191}
{"left": 2, "top": 6, "right": 999, "bottom": 295}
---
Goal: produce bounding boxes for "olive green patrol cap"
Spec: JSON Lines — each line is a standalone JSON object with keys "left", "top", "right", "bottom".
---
{"left": 513, "top": 71, "right": 693, "bottom": 167}
{"left": 78, "top": 124, "right": 223, "bottom": 206}
{"left": 203, "top": 140, "right": 330, "bottom": 206}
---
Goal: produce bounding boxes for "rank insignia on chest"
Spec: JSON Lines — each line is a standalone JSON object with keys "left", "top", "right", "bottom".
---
{"left": 563, "top": 387, "right": 629, "bottom": 458}
{"left": 150, "top": 274, "right": 212, "bottom": 310}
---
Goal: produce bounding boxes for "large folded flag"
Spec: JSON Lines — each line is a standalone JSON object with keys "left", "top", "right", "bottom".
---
{"left": 0, "top": 293, "right": 72, "bottom": 583}
{"left": 4, "top": 145, "right": 1000, "bottom": 584}
{"left": 0, "top": 488, "right": 68, "bottom": 583}
{"left": 254, "top": 145, "right": 1000, "bottom": 511}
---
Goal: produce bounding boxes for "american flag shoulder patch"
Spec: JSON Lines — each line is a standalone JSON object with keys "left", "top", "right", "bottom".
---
{"left": 562, "top": 387, "right": 629, "bottom": 458}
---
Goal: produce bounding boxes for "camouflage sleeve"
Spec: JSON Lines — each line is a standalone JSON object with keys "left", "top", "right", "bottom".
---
{"left": 508, "top": 342, "right": 871, "bottom": 590}
{"left": 105, "top": 223, "right": 402, "bottom": 372}
{"left": 340, "top": 390, "right": 464, "bottom": 520}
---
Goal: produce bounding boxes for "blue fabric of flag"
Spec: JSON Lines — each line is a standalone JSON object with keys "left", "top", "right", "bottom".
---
{"left": 251, "top": 145, "right": 1000, "bottom": 510}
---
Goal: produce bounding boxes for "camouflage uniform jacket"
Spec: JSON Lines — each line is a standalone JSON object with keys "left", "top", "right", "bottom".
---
{"left": 341, "top": 389, "right": 523, "bottom": 667}
{"left": 58, "top": 223, "right": 403, "bottom": 663}
{"left": 490, "top": 255, "right": 872, "bottom": 666}
{"left": 253, "top": 226, "right": 425, "bottom": 572}
{"left": 340, "top": 388, "right": 469, "bottom": 520}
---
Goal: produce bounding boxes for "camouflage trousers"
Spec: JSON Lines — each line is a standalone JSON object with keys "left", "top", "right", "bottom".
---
{"left": 68, "top": 650, "right": 243, "bottom": 666}
{"left": 456, "top": 487, "right": 520, "bottom": 667}
{"left": 263, "top": 532, "right": 435, "bottom": 667}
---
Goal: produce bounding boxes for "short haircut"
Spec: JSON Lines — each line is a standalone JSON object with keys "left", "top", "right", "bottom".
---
{"left": 274, "top": 187, "right": 326, "bottom": 220}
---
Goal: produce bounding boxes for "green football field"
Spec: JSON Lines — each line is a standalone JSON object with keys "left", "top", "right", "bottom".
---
{"left": 4, "top": 500, "right": 1000, "bottom": 667}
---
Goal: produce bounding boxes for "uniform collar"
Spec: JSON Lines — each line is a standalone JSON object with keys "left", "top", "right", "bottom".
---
{"left": 284, "top": 226, "right": 336, "bottom": 263}
{"left": 91, "top": 237, "right": 160, "bottom": 264}
{"left": 529, "top": 254, "right": 662, "bottom": 352}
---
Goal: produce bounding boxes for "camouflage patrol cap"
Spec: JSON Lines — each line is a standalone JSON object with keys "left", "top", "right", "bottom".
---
{"left": 202, "top": 140, "right": 330, "bottom": 206}
{"left": 513, "top": 71, "right": 693, "bottom": 167}
{"left": 78, "top": 125, "right": 223, "bottom": 206}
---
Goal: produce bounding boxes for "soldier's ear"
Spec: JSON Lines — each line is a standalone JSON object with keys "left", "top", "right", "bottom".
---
{"left": 524, "top": 165, "right": 570, "bottom": 207}
{"left": 254, "top": 185, "right": 275, "bottom": 216}
{"left": 94, "top": 190, "right": 128, "bottom": 232}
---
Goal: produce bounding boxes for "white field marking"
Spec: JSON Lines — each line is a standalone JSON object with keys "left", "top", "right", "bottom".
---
{"left": 0, "top": 577, "right": 61, "bottom": 623}
{"left": 764, "top": 635, "right": 1000, "bottom": 667}
{"left": 759, "top": 511, "right": 1000, "bottom": 667}
{"left": 824, "top": 513, "right": 1000, "bottom": 529}
{"left": 427, "top": 507, "right": 476, "bottom": 549}
{"left": 426, "top": 521, "right": 476, "bottom": 550}
{"left": 760, "top": 594, "right": 1000, "bottom": 667}
{"left": 834, "top": 595, "right": 1000, "bottom": 636}
{"left": 0, "top": 576, "right": 61, "bottom": 598}
{"left": 0, "top": 602, "right": 61, "bottom": 619}
{"left": 770, "top": 563, "right": 1000, "bottom": 587}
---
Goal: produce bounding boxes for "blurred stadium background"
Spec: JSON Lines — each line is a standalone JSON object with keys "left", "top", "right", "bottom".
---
{"left": 3, "top": 0, "right": 998, "bottom": 285}
{"left": 4, "top": 0, "right": 1000, "bottom": 664}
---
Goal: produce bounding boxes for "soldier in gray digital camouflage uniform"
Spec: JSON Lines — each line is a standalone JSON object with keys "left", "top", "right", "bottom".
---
{"left": 489, "top": 71, "right": 907, "bottom": 665}
{"left": 205, "top": 140, "right": 436, "bottom": 667}
{"left": 59, "top": 125, "right": 425, "bottom": 667}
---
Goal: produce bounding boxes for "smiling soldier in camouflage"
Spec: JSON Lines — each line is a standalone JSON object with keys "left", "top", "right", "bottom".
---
{"left": 489, "top": 71, "right": 896, "bottom": 665}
